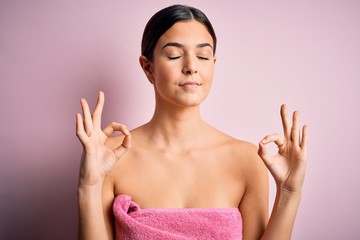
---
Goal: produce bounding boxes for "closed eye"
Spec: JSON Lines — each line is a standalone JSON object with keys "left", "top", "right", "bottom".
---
{"left": 197, "top": 56, "right": 210, "bottom": 60}
{"left": 168, "top": 56, "right": 181, "bottom": 60}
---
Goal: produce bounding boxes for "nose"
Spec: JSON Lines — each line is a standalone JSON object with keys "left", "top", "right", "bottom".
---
{"left": 182, "top": 55, "right": 197, "bottom": 75}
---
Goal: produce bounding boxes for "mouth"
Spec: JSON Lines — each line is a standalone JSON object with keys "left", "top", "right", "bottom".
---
{"left": 179, "top": 82, "right": 201, "bottom": 88}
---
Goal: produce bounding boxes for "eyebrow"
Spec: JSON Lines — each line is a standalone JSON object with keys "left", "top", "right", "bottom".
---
{"left": 161, "top": 42, "right": 213, "bottom": 49}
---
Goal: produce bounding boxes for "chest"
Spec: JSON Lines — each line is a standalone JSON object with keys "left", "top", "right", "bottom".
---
{"left": 113, "top": 148, "right": 245, "bottom": 208}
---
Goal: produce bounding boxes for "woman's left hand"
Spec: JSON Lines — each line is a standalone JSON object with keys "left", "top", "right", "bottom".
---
{"left": 258, "top": 104, "right": 308, "bottom": 194}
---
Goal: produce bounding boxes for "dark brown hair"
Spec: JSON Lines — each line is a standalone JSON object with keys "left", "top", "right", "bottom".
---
{"left": 141, "top": 4, "right": 217, "bottom": 61}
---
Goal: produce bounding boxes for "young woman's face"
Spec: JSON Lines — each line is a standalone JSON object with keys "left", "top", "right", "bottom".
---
{"left": 150, "top": 20, "right": 216, "bottom": 108}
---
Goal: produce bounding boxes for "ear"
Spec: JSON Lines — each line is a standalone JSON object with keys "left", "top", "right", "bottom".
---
{"left": 139, "top": 55, "right": 154, "bottom": 84}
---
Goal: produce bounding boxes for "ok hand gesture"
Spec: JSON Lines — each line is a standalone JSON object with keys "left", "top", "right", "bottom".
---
{"left": 76, "top": 91, "right": 131, "bottom": 186}
{"left": 258, "top": 104, "right": 308, "bottom": 193}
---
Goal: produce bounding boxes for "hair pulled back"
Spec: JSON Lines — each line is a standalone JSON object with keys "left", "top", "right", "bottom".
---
{"left": 141, "top": 5, "right": 217, "bottom": 61}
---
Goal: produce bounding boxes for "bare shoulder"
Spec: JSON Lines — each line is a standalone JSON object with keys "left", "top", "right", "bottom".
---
{"left": 220, "top": 133, "right": 269, "bottom": 238}
{"left": 210, "top": 125, "right": 259, "bottom": 160}
{"left": 231, "top": 138, "right": 264, "bottom": 170}
{"left": 209, "top": 126, "right": 267, "bottom": 179}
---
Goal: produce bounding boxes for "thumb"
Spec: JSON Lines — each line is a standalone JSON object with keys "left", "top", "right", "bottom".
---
{"left": 258, "top": 139, "right": 272, "bottom": 169}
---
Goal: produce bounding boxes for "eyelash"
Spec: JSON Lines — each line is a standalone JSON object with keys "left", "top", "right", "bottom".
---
{"left": 197, "top": 56, "right": 209, "bottom": 60}
{"left": 167, "top": 56, "right": 210, "bottom": 60}
{"left": 168, "top": 56, "right": 181, "bottom": 60}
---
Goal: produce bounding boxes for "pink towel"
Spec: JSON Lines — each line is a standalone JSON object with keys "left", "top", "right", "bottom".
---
{"left": 113, "top": 195, "right": 242, "bottom": 239}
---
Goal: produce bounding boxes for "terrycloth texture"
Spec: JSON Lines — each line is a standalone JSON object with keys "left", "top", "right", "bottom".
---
{"left": 113, "top": 195, "right": 242, "bottom": 239}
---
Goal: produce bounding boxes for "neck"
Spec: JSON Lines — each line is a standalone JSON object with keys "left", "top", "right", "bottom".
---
{"left": 145, "top": 103, "right": 206, "bottom": 151}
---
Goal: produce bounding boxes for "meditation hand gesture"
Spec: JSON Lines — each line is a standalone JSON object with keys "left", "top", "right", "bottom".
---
{"left": 76, "top": 91, "right": 131, "bottom": 186}
{"left": 258, "top": 104, "right": 308, "bottom": 194}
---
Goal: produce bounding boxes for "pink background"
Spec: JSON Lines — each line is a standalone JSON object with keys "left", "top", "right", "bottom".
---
{"left": 1, "top": 1, "right": 359, "bottom": 239}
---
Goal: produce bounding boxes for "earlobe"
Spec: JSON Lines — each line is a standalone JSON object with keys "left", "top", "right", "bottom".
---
{"left": 139, "top": 55, "right": 154, "bottom": 83}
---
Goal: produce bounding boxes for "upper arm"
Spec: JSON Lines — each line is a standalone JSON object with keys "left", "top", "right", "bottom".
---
{"left": 102, "top": 135, "right": 127, "bottom": 239}
{"left": 102, "top": 171, "right": 116, "bottom": 240}
{"left": 239, "top": 144, "right": 269, "bottom": 240}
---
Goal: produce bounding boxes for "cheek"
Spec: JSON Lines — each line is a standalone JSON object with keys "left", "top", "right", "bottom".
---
{"left": 155, "top": 64, "right": 180, "bottom": 83}
{"left": 202, "top": 64, "right": 215, "bottom": 82}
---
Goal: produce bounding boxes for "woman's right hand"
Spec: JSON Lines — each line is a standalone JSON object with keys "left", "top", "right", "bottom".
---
{"left": 76, "top": 91, "right": 131, "bottom": 187}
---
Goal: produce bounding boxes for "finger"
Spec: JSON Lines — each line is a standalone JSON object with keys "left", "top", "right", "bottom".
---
{"left": 258, "top": 140, "right": 272, "bottom": 169}
{"left": 300, "top": 125, "right": 308, "bottom": 152}
{"left": 280, "top": 104, "right": 291, "bottom": 140}
{"left": 92, "top": 91, "right": 105, "bottom": 129}
{"left": 114, "top": 134, "right": 132, "bottom": 159}
{"left": 76, "top": 113, "right": 87, "bottom": 143}
{"left": 261, "top": 134, "right": 284, "bottom": 148}
{"left": 103, "top": 122, "right": 130, "bottom": 137}
{"left": 80, "top": 98, "right": 93, "bottom": 135}
{"left": 291, "top": 111, "right": 300, "bottom": 145}
{"left": 121, "top": 134, "right": 132, "bottom": 149}
{"left": 258, "top": 134, "right": 284, "bottom": 169}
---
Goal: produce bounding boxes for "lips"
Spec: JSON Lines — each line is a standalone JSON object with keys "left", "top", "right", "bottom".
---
{"left": 179, "top": 82, "right": 201, "bottom": 88}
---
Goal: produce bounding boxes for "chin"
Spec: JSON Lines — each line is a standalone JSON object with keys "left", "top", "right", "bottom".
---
{"left": 177, "top": 97, "right": 208, "bottom": 107}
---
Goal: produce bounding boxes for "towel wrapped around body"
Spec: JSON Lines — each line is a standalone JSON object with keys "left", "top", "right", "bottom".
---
{"left": 113, "top": 195, "right": 242, "bottom": 239}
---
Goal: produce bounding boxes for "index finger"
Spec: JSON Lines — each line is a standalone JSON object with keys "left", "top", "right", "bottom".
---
{"left": 103, "top": 122, "right": 130, "bottom": 137}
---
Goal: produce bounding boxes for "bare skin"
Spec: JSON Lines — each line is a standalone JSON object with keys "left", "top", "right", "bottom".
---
{"left": 77, "top": 20, "right": 308, "bottom": 240}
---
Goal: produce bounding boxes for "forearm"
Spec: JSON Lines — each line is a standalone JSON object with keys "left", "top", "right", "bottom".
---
{"left": 78, "top": 183, "right": 109, "bottom": 240}
{"left": 260, "top": 187, "right": 302, "bottom": 240}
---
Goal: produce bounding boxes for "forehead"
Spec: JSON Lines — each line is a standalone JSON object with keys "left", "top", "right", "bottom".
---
{"left": 156, "top": 20, "right": 214, "bottom": 48}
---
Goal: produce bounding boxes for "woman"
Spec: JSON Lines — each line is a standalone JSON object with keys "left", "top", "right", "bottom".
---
{"left": 76, "top": 4, "right": 308, "bottom": 240}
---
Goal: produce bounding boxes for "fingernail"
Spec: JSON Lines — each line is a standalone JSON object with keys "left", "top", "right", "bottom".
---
{"left": 261, "top": 139, "right": 267, "bottom": 143}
